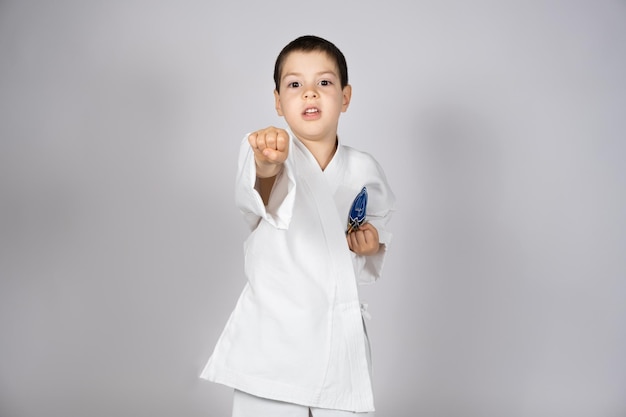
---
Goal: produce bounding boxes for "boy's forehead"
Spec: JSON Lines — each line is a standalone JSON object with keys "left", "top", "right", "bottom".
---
{"left": 281, "top": 50, "right": 339, "bottom": 77}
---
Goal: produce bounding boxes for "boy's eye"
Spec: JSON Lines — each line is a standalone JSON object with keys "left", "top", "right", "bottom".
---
{"left": 319, "top": 80, "right": 331, "bottom": 86}
{"left": 288, "top": 81, "right": 301, "bottom": 88}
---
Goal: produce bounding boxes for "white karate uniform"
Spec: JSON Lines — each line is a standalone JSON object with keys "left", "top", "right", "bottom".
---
{"left": 201, "top": 132, "right": 395, "bottom": 413}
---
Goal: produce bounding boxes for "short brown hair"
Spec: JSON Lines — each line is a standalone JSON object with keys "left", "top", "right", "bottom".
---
{"left": 273, "top": 35, "right": 348, "bottom": 93}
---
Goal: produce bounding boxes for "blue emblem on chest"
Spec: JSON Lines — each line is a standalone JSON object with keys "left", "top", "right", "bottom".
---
{"left": 347, "top": 187, "right": 368, "bottom": 234}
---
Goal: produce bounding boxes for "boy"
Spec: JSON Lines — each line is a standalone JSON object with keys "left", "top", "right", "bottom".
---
{"left": 201, "top": 35, "right": 395, "bottom": 416}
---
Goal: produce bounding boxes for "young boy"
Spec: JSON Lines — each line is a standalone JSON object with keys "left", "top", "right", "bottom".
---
{"left": 201, "top": 35, "right": 395, "bottom": 416}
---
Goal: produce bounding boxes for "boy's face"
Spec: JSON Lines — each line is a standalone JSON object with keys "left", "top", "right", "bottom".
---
{"left": 274, "top": 51, "right": 351, "bottom": 144}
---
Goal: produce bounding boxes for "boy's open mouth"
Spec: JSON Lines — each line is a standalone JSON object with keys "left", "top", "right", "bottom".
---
{"left": 304, "top": 107, "right": 320, "bottom": 115}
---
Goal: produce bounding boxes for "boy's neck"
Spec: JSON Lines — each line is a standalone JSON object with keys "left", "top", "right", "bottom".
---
{"left": 298, "top": 135, "right": 338, "bottom": 171}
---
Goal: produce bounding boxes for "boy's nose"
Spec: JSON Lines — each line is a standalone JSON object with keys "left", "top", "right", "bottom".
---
{"left": 303, "top": 89, "right": 318, "bottom": 99}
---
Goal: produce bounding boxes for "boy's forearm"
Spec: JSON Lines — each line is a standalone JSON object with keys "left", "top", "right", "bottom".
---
{"left": 256, "top": 174, "right": 277, "bottom": 206}
{"left": 254, "top": 156, "right": 283, "bottom": 205}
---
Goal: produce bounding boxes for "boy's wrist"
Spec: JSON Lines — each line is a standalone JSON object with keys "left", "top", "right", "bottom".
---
{"left": 255, "top": 158, "right": 283, "bottom": 178}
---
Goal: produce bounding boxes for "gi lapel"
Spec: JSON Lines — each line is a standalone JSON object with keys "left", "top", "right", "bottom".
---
{"left": 290, "top": 138, "right": 358, "bottom": 305}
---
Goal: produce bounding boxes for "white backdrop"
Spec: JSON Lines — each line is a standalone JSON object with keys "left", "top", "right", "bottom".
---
{"left": 1, "top": 1, "right": 625, "bottom": 416}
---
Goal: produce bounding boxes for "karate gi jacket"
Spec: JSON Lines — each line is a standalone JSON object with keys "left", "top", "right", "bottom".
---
{"left": 201, "top": 132, "right": 395, "bottom": 412}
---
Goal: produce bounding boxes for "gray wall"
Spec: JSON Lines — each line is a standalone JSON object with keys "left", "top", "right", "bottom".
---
{"left": 1, "top": 1, "right": 625, "bottom": 416}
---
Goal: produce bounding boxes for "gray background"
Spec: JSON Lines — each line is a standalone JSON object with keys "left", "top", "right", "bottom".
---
{"left": 1, "top": 1, "right": 625, "bottom": 416}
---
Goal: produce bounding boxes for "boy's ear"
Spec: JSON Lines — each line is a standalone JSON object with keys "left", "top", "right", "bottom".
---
{"left": 341, "top": 84, "right": 352, "bottom": 112}
{"left": 274, "top": 90, "right": 284, "bottom": 116}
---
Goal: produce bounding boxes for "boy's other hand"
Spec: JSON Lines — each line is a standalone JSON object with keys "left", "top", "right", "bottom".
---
{"left": 346, "top": 223, "right": 381, "bottom": 256}
{"left": 249, "top": 126, "right": 289, "bottom": 177}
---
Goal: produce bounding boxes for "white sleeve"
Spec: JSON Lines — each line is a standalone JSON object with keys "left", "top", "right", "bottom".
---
{"left": 355, "top": 162, "right": 396, "bottom": 285}
{"left": 234, "top": 134, "right": 297, "bottom": 230}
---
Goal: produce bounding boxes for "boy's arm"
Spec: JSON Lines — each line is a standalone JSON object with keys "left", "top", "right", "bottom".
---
{"left": 236, "top": 127, "right": 296, "bottom": 231}
{"left": 248, "top": 126, "right": 289, "bottom": 206}
{"left": 348, "top": 159, "right": 396, "bottom": 284}
{"left": 256, "top": 176, "right": 277, "bottom": 206}
{"left": 350, "top": 214, "right": 394, "bottom": 285}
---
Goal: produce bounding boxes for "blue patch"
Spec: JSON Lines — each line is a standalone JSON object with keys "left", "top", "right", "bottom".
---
{"left": 347, "top": 187, "right": 368, "bottom": 234}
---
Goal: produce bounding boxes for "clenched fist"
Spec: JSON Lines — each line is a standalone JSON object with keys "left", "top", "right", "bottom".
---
{"left": 346, "top": 223, "right": 381, "bottom": 256}
{"left": 248, "top": 126, "right": 289, "bottom": 178}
